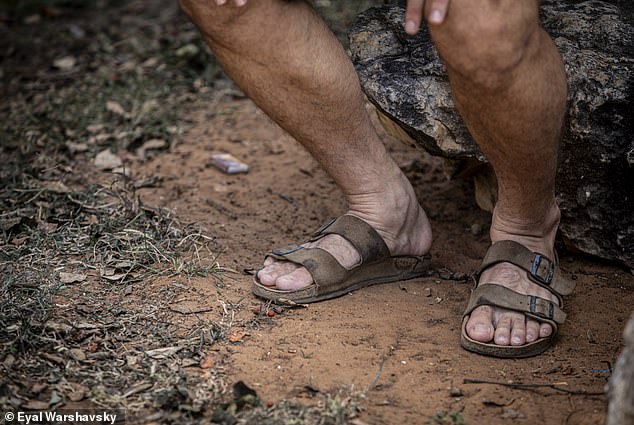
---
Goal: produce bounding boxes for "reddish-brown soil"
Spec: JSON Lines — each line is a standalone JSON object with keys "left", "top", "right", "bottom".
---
{"left": 137, "top": 96, "right": 634, "bottom": 424}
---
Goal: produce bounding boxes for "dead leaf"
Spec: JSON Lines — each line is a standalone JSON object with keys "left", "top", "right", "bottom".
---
{"left": 67, "top": 383, "right": 88, "bottom": 402}
{"left": 141, "top": 57, "right": 159, "bottom": 68}
{"left": 101, "top": 267, "right": 116, "bottom": 276}
{"left": 227, "top": 329, "right": 248, "bottom": 343}
{"left": 66, "top": 141, "right": 89, "bottom": 153}
{"left": 180, "top": 358, "right": 197, "bottom": 368}
{"left": 94, "top": 149, "right": 123, "bottom": 170}
{"left": 146, "top": 346, "right": 182, "bottom": 359}
{"left": 74, "top": 322, "right": 102, "bottom": 330}
{"left": 126, "top": 355, "right": 139, "bottom": 367}
{"left": 88, "top": 133, "right": 112, "bottom": 144}
{"left": 141, "top": 99, "right": 159, "bottom": 114}
{"left": 53, "top": 55, "right": 76, "bottom": 70}
{"left": 106, "top": 100, "right": 130, "bottom": 119}
{"left": 40, "top": 352, "right": 64, "bottom": 364}
{"left": 136, "top": 138, "right": 167, "bottom": 160}
{"left": 59, "top": 272, "right": 87, "bottom": 284}
{"left": 101, "top": 273, "right": 126, "bottom": 281}
{"left": 3, "top": 355, "right": 15, "bottom": 368}
{"left": 69, "top": 348, "right": 86, "bottom": 361}
{"left": 44, "top": 321, "right": 73, "bottom": 333}
{"left": 122, "top": 382, "right": 153, "bottom": 398}
{"left": 175, "top": 43, "right": 199, "bottom": 58}
{"left": 86, "top": 342, "right": 99, "bottom": 353}
{"left": 23, "top": 400, "right": 50, "bottom": 410}
{"left": 31, "top": 383, "right": 48, "bottom": 395}
{"left": 111, "top": 260, "right": 134, "bottom": 269}
{"left": 38, "top": 221, "right": 57, "bottom": 234}
{"left": 11, "top": 236, "right": 29, "bottom": 246}
{"left": 50, "top": 391, "right": 62, "bottom": 405}
{"left": 87, "top": 124, "right": 104, "bottom": 133}
{"left": 0, "top": 216, "right": 21, "bottom": 231}
{"left": 199, "top": 353, "right": 222, "bottom": 369}
{"left": 42, "top": 181, "right": 71, "bottom": 193}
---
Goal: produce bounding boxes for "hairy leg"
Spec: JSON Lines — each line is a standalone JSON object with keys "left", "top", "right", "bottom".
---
{"left": 427, "top": 0, "right": 567, "bottom": 346}
{"left": 179, "top": 0, "right": 433, "bottom": 289}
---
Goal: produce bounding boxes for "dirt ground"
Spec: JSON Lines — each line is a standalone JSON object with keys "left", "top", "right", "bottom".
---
{"left": 1, "top": 1, "right": 633, "bottom": 424}
{"left": 135, "top": 97, "right": 634, "bottom": 424}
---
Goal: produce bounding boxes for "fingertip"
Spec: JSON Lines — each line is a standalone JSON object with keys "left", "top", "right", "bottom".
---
{"left": 428, "top": 9, "right": 446, "bottom": 25}
{"left": 405, "top": 19, "right": 419, "bottom": 35}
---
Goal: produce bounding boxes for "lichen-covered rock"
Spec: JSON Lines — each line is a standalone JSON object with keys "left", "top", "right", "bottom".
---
{"left": 350, "top": 1, "right": 634, "bottom": 268}
{"left": 607, "top": 312, "right": 634, "bottom": 425}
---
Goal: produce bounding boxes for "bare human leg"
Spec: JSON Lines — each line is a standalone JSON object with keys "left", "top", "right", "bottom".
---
{"left": 178, "top": 0, "right": 433, "bottom": 290}
{"left": 425, "top": 0, "right": 567, "bottom": 347}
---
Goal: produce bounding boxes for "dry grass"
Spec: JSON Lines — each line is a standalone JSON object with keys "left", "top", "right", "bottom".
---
{"left": 0, "top": 0, "right": 378, "bottom": 423}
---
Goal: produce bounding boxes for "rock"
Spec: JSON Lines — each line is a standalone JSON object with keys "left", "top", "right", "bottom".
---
{"left": 350, "top": 1, "right": 634, "bottom": 268}
{"left": 606, "top": 312, "right": 634, "bottom": 425}
{"left": 94, "top": 148, "right": 123, "bottom": 170}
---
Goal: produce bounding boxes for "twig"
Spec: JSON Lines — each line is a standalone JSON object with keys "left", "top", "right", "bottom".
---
{"left": 175, "top": 233, "right": 215, "bottom": 248}
{"left": 463, "top": 378, "right": 604, "bottom": 396}
{"left": 371, "top": 357, "right": 386, "bottom": 389}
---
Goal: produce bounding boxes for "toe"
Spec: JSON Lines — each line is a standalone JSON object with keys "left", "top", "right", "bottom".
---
{"left": 256, "top": 268, "right": 279, "bottom": 286}
{"left": 510, "top": 316, "right": 526, "bottom": 346}
{"left": 494, "top": 315, "right": 513, "bottom": 345}
{"left": 526, "top": 319, "right": 541, "bottom": 342}
{"left": 276, "top": 267, "right": 313, "bottom": 291}
{"left": 539, "top": 322, "right": 553, "bottom": 338}
{"left": 466, "top": 306, "right": 495, "bottom": 342}
{"left": 257, "top": 261, "right": 299, "bottom": 286}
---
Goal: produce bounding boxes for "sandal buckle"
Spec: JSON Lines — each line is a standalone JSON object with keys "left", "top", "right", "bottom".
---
{"left": 313, "top": 218, "right": 337, "bottom": 236}
{"left": 530, "top": 254, "right": 555, "bottom": 286}
{"left": 273, "top": 245, "right": 303, "bottom": 255}
{"left": 529, "top": 296, "right": 554, "bottom": 319}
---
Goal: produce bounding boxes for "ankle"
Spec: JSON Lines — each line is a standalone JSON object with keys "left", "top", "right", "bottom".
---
{"left": 490, "top": 201, "right": 560, "bottom": 256}
{"left": 345, "top": 175, "right": 432, "bottom": 256}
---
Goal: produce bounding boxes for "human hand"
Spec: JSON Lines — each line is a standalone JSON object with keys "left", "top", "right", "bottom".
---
{"left": 405, "top": 0, "right": 450, "bottom": 35}
{"left": 214, "top": 0, "right": 247, "bottom": 6}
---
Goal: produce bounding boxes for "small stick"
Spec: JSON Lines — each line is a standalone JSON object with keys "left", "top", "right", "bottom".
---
{"left": 371, "top": 358, "right": 386, "bottom": 389}
{"left": 463, "top": 378, "right": 604, "bottom": 396}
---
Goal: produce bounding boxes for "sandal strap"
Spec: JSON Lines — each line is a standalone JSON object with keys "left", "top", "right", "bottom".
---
{"left": 463, "top": 283, "right": 567, "bottom": 325}
{"left": 268, "top": 247, "right": 348, "bottom": 288}
{"left": 310, "top": 215, "right": 390, "bottom": 263}
{"left": 478, "top": 240, "right": 575, "bottom": 298}
{"left": 267, "top": 216, "right": 390, "bottom": 288}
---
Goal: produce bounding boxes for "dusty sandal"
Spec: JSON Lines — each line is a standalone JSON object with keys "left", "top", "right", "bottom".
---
{"left": 460, "top": 240, "right": 575, "bottom": 358}
{"left": 252, "top": 215, "right": 431, "bottom": 303}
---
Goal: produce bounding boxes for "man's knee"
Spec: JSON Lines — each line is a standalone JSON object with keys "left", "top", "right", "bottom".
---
{"left": 430, "top": 0, "right": 540, "bottom": 89}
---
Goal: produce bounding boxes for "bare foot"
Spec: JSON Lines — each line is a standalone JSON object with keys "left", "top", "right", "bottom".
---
{"left": 256, "top": 174, "right": 432, "bottom": 291}
{"left": 465, "top": 204, "right": 562, "bottom": 346}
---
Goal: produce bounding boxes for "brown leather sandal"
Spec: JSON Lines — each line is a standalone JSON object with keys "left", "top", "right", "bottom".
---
{"left": 460, "top": 240, "right": 576, "bottom": 358}
{"left": 252, "top": 215, "right": 431, "bottom": 303}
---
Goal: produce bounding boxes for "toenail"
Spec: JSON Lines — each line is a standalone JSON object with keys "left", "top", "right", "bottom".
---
{"left": 475, "top": 324, "right": 490, "bottom": 334}
{"left": 496, "top": 336, "right": 508, "bottom": 344}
